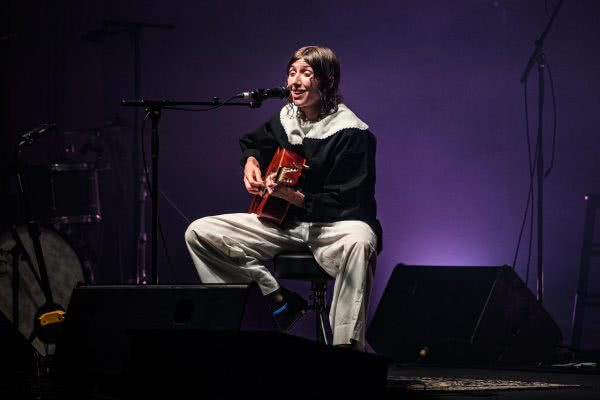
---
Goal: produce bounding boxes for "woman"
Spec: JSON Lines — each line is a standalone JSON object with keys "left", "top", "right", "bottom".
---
{"left": 185, "top": 45, "right": 382, "bottom": 351}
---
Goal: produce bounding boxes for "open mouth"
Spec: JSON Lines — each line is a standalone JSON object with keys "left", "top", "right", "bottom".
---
{"left": 291, "top": 90, "right": 306, "bottom": 98}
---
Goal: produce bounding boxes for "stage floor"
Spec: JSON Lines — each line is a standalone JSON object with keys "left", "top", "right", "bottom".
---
{"left": 6, "top": 362, "right": 600, "bottom": 399}
{"left": 386, "top": 363, "right": 600, "bottom": 399}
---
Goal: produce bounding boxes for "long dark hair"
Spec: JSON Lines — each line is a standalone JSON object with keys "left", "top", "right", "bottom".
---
{"left": 286, "top": 45, "right": 343, "bottom": 121}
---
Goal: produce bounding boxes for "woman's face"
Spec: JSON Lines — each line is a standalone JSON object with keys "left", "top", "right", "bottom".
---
{"left": 287, "top": 58, "right": 321, "bottom": 116}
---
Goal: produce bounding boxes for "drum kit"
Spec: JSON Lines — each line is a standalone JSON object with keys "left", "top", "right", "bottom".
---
{"left": 0, "top": 123, "right": 118, "bottom": 355}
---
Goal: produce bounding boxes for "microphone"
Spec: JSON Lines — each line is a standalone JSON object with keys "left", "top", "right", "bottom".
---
{"left": 17, "top": 123, "right": 57, "bottom": 148}
{"left": 238, "top": 87, "right": 290, "bottom": 101}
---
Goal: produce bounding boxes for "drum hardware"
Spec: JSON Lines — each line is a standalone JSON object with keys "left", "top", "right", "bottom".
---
{"left": 11, "top": 125, "right": 67, "bottom": 346}
{"left": 49, "top": 123, "right": 120, "bottom": 225}
{"left": 47, "top": 162, "right": 102, "bottom": 224}
{"left": 60, "top": 120, "right": 124, "bottom": 184}
{"left": 62, "top": 118, "right": 123, "bottom": 162}
{"left": 55, "top": 223, "right": 97, "bottom": 285}
{"left": 0, "top": 225, "right": 85, "bottom": 355}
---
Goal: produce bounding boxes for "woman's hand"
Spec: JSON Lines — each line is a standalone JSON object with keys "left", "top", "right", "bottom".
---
{"left": 243, "top": 157, "right": 264, "bottom": 195}
{"left": 265, "top": 172, "right": 305, "bottom": 208}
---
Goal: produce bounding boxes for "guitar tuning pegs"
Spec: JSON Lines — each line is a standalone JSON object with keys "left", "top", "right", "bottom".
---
{"left": 292, "top": 162, "right": 309, "bottom": 170}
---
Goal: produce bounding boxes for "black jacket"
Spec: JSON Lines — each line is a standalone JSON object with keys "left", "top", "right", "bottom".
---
{"left": 240, "top": 104, "right": 383, "bottom": 253}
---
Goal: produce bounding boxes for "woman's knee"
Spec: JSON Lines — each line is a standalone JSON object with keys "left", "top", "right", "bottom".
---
{"left": 336, "top": 221, "right": 377, "bottom": 250}
{"left": 346, "top": 232, "right": 377, "bottom": 256}
{"left": 184, "top": 217, "right": 213, "bottom": 245}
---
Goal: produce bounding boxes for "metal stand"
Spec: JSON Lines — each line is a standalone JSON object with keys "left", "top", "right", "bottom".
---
{"left": 519, "top": 0, "right": 564, "bottom": 304}
{"left": 311, "top": 279, "right": 332, "bottom": 345}
{"left": 83, "top": 20, "right": 175, "bottom": 284}
{"left": 121, "top": 98, "right": 262, "bottom": 284}
{"left": 13, "top": 139, "right": 64, "bottom": 344}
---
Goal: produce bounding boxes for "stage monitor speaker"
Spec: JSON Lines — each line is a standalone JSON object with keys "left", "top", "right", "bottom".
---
{"left": 367, "top": 264, "right": 563, "bottom": 366}
{"left": 55, "top": 284, "right": 389, "bottom": 399}
{"left": 126, "top": 330, "right": 389, "bottom": 398}
{"left": 55, "top": 283, "right": 273, "bottom": 379}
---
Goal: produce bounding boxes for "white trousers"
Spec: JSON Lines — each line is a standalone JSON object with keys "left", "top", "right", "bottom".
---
{"left": 184, "top": 213, "right": 377, "bottom": 349}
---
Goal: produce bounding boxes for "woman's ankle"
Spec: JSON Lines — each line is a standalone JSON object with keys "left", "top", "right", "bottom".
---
{"left": 266, "top": 287, "right": 284, "bottom": 304}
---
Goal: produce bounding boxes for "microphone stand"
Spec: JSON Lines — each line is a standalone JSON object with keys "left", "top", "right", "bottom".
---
{"left": 123, "top": 21, "right": 175, "bottom": 285}
{"left": 519, "top": 0, "right": 564, "bottom": 305}
{"left": 121, "top": 98, "right": 264, "bottom": 285}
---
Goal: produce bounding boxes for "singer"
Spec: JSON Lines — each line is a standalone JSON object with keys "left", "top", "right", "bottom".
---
{"left": 185, "top": 45, "right": 382, "bottom": 351}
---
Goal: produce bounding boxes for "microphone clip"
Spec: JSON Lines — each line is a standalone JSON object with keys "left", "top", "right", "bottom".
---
{"left": 17, "top": 123, "right": 57, "bottom": 148}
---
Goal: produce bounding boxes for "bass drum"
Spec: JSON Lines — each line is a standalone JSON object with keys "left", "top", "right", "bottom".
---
{"left": 0, "top": 225, "right": 85, "bottom": 355}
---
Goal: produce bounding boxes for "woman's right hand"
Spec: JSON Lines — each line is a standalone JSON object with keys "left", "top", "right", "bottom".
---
{"left": 243, "top": 156, "right": 265, "bottom": 195}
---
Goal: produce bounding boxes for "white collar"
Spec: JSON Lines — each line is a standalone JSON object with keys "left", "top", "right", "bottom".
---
{"left": 279, "top": 103, "right": 368, "bottom": 144}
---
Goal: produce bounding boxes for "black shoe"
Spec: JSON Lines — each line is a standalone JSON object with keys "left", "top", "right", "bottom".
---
{"left": 271, "top": 289, "right": 308, "bottom": 332}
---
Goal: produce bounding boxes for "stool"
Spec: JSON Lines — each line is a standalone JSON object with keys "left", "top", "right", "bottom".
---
{"left": 274, "top": 252, "right": 333, "bottom": 344}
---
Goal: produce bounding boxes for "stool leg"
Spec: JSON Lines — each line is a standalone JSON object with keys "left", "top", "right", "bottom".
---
{"left": 312, "top": 280, "right": 330, "bottom": 345}
{"left": 317, "top": 312, "right": 329, "bottom": 345}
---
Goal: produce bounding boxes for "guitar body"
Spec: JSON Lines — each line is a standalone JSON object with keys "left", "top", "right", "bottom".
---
{"left": 249, "top": 147, "right": 307, "bottom": 225}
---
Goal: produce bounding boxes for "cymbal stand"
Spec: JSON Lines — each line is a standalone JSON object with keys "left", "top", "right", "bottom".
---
{"left": 13, "top": 141, "right": 64, "bottom": 344}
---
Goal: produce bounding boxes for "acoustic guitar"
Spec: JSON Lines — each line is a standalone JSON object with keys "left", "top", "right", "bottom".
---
{"left": 248, "top": 147, "right": 308, "bottom": 225}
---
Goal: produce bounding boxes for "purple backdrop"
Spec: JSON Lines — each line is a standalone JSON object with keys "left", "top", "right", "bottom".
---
{"left": 4, "top": 0, "right": 600, "bottom": 347}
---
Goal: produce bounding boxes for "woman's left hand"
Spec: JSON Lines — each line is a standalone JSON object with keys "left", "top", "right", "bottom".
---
{"left": 266, "top": 172, "right": 305, "bottom": 208}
